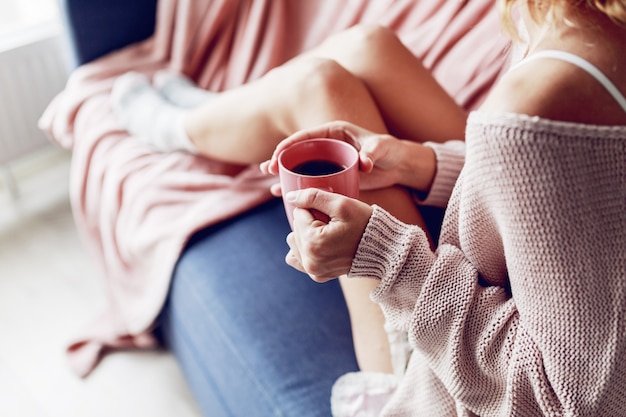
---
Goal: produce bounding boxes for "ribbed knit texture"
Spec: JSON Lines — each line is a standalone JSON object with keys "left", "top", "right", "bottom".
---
{"left": 417, "top": 140, "right": 466, "bottom": 208}
{"left": 347, "top": 111, "right": 626, "bottom": 416}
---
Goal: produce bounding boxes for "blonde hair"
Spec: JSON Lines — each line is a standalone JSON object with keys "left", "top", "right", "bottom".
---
{"left": 499, "top": 0, "right": 626, "bottom": 39}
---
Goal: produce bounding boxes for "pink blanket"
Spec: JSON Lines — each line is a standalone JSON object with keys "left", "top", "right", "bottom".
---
{"left": 40, "top": 0, "right": 510, "bottom": 377}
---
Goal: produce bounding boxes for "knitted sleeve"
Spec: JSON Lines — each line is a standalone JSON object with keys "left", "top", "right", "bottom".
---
{"left": 412, "top": 140, "right": 465, "bottom": 208}
{"left": 349, "top": 112, "right": 626, "bottom": 416}
{"left": 351, "top": 206, "right": 529, "bottom": 415}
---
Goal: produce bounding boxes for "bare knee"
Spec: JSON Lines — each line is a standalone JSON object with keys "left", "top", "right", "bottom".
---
{"left": 295, "top": 58, "right": 356, "bottom": 98}
{"left": 345, "top": 24, "right": 400, "bottom": 51}
{"left": 270, "top": 57, "right": 369, "bottom": 132}
{"left": 326, "top": 24, "right": 402, "bottom": 62}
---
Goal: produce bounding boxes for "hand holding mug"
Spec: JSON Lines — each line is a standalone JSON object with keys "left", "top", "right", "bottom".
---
{"left": 284, "top": 188, "right": 373, "bottom": 282}
{"left": 275, "top": 138, "right": 360, "bottom": 228}
{"left": 260, "top": 121, "right": 421, "bottom": 192}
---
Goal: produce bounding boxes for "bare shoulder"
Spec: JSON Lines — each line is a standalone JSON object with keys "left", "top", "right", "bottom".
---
{"left": 480, "top": 58, "right": 626, "bottom": 125}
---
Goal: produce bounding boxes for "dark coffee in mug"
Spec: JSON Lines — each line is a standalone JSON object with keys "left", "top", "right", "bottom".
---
{"left": 278, "top": 138, "right": 359, "bottom": 228}
{"left": 292, "top": 159, "right": 345, "bottom": 176}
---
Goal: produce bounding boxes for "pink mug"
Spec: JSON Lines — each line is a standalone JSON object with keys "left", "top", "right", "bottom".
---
{"left": 278, "top": 138, "right": 360, "bottom": 228}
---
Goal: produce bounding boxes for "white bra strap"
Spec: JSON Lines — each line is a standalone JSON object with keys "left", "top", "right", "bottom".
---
{"left": 510, "top": 50, "right": 626, "bottom": 113}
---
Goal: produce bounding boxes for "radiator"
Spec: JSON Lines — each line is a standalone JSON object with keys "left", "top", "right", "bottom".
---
{"left": 0, "top": 28, "right": 68, "bottom": 165}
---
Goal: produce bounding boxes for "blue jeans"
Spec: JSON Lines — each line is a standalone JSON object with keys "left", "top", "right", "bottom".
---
{"left": 157, "top": 198, "right": 359, "bottom": 417}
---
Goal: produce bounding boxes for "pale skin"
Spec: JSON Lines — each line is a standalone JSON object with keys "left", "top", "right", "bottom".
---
{"left": 179, "top": 24, "right": 468, "bottom": 373}
{"left": 183, "top": 25, "right": 466, "bottom": 165}
{"left": 270, "top": 1, "right": 626, "bottom": 375}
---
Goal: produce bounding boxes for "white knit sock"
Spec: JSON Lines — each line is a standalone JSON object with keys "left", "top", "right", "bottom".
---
{"left": 111, "top": 72, "right": 196, "bottom": 153}
{"left": 153, "top": 70, "right": 217, "bottom": 108}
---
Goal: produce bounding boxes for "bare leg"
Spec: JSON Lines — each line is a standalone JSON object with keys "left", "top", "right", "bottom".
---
{"left": 184, "top": 57, "right": 387, "bottom": 164}
{"left": 184, "top": 25, "right": 466, "bottom": 164}
{"left": 115, "top": 25, "right": 465, "bottom": 162}
{"left": 295, "top": 24, "right": 467, "bottom": 142}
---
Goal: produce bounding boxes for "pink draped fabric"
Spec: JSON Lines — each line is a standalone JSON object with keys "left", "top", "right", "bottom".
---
{"left": 40, "top": 0, "right": 510, "bottom": 377}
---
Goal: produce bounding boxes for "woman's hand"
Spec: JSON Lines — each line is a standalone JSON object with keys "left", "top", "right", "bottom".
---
{"left": 260, "top": 121, "right": 428, "bottom": 192}
{"left": 284, "top": 188, "right": 373, "bottom": 282}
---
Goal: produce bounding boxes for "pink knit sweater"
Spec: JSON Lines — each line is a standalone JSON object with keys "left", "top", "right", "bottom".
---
{"left": 349, "top": 111, "right": 626, "bottom": 416}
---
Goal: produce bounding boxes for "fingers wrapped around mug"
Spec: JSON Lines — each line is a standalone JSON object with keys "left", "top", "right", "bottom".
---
{"left": 260, "top": 121, "right": 365, "bottom": 176}
{"left": 286, "top": 188, "right": 373, "bottom": 282}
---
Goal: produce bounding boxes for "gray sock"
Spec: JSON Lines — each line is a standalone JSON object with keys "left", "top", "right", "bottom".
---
{"left": 153, "top": 70, "right": 217, "bottom": 108}
{"left": 111, "top": 72, "right": 196, "bottom": 153}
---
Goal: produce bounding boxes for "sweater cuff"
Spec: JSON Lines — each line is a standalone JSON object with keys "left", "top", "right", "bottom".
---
{"left": 413, "top": 140, "right": 465, "bottom": 208}
{"left": 349, "top": 205, "right": 417, "bottom": 280}
{"left": 349, "top": 205, "right": 435, "bottom": 333}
